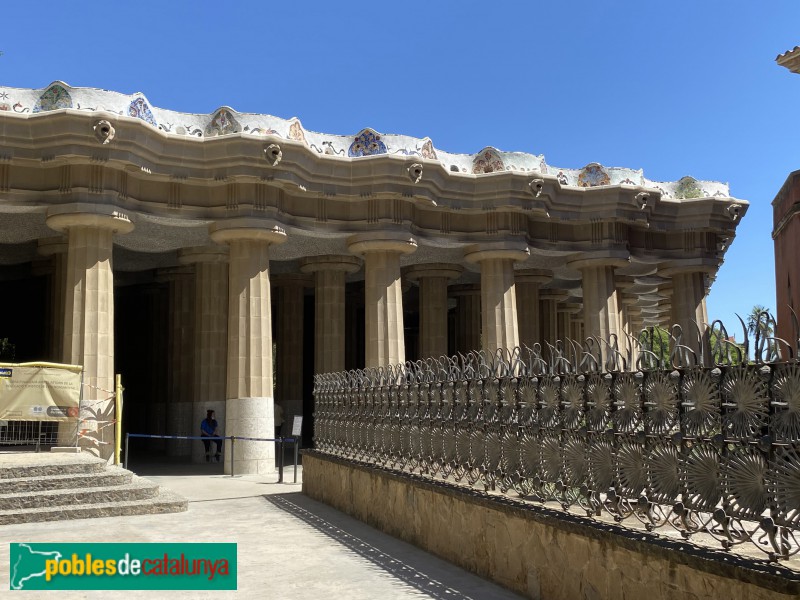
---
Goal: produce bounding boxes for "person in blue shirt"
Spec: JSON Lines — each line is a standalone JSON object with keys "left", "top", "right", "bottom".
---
{"left": 200, "top": 409, "right": 222, "bottom": 462}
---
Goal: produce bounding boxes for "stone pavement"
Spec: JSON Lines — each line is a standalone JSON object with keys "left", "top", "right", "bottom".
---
{"left": 0, "top": 460, "right": 522, "bottom": 599}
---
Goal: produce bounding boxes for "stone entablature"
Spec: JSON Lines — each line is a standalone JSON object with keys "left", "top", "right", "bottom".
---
{"left": 0, "top": 90, "right": 745, "bottom": 283}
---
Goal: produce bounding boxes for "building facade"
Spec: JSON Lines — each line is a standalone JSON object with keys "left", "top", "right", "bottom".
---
{"left": 774, "top": 47, "right": 800, "bottom": 345}
{"left": 0, "top": 82, "right": 746, "bottom": 473}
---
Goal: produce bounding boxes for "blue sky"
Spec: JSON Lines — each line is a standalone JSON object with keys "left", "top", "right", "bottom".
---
{"left": 1, "top": 1, "right": 796, "bottom": 335}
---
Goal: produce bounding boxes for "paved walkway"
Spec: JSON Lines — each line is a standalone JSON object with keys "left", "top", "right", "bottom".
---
{"left": 0, "top": 460, "right": 522, "bottom": 599}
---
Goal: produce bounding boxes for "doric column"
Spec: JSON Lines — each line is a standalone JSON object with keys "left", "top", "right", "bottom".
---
{"left": 558, "top": 302, "right": 582, "bottom": 343}
{"left": 569, "top": 255, "right": 628, "bottom": 342}
{"left": 179, "top": 246, "right": 229, "bottom": 464}
{"left": 210, "top": 218, "right": 286, "bottom": 475}
{"left": 664, "top": 260, "right": 714, "bottom": 365}
{"left": 273, "top": 274, "right": 311, "bottom": 436}
{"left": 451, "top": 285, "right": 481, "bottom": 354}
{"left": 404, "top": 264, "right": 463, "bottom": 359}
{"left": 464, "top": 243, "right": 529, "bottom": 353}
{"left": 347, "top": 233, "right": 417, "bottom": 368}
{"left": 37, "top": 237, "right": 69, "bottom": 363}
{"left": 540, "top": 289, "right": 569, "bottom": 347}
{"left": 155, "top": 266, "right": 195, "bottom": 458}
{"left": 299, "top": 255, "right": 362, "bottom": 375}
{"left": 515, "top": 269, "right": 551, "bottom": 349}
{"left": 46, "top": 206, "right": 134, "bottom": 458}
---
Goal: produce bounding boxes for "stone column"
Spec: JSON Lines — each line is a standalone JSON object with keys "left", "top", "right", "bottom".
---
{"left": 299, "top": 255, "right": 362, "bottom": 375}
{"left": 347, "top": 233, "right": 417, "bottom": 368}
{"left": 558, "top": 302, "right": 581, "bottom": 342}
{"left": 451, "top": 285, "right": 481, "bottom": 354}
{"left": 155, "top": 267, "right": 195, "bottom": 458}
{"left": 404, "top": 264, "right": 463, "bottom": 360}
{"left": 569, "top": 256, "right": 628, "bottom": 342}
{"left": 46, "top": 206, "right": 134, "bottom": 458}
{"left": 210, "top": 218, "right": 286, "bottom": 475}
{"left": 179, "top": 246, "right": 229, "bottom": 464}
{"left": 540, "top": 290, "right": 568, "bottom": 347}
{"left": 464, "top": 243, "right": 529, "bottom": 353}
{"left": 37, "top": 237, "right": 68, "bottom": 363}
{"left": 664, "top": 261, "right": 714, "bottom": 365}
{"left": 273, "top": 274, "right": 311, "bottom": 436}
{"left": 515, "top": 269, "right": 551, "bottom": 349}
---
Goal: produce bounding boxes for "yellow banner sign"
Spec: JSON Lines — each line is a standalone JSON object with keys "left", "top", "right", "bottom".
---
{"left": 0, "top": 364, "right": 82, "bottom": 421}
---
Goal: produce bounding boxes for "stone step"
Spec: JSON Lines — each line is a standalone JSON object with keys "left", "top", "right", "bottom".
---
{"left": 0, "top": 488, "right": 188, "bottom": 525}
{"left": 0, "top": 468, "right": 132, "bottom": 494}
{"left": 0, "top": 454, "right": 107, "bottom": 479}
{"left": 0, "top": 476, "right": 159, "bottom": 510}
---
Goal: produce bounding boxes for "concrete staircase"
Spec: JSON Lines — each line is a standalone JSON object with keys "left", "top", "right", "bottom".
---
{"left": 0, "top": 452, "right": 187, "bottom": 525}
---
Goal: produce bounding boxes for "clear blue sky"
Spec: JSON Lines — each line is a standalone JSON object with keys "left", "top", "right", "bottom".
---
{"left": 1, "top": 1, "right": 796, "bottom": 335}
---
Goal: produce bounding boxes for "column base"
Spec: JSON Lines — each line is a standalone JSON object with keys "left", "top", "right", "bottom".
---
{"left": 224, "top": 396, "right": 275, "bottom": 475}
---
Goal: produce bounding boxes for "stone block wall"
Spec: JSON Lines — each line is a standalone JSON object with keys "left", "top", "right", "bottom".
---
{"left": 302, "top": 451, "right": 799, "bottom": 600}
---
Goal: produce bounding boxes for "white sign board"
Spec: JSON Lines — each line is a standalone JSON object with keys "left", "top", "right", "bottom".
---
{"left": 291, "top": 416, "right": 303, "bottom": 437}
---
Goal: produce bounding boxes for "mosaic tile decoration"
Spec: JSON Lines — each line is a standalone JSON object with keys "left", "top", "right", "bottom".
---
{"left": 128, "top": 97, "right": 157, "bottom": 127}
{"left": 0, "top": 81, "right": 732, "bottom": 198}
{"left": 32, "top": 84, "right": 72, "bottom": 113}
{"left": 348, "top": 129, "right": 387, "bottom": 157}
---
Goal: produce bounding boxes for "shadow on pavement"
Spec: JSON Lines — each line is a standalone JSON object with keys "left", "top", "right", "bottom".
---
{"left": 265, "top": 492, "right": 521, "bottom": 600}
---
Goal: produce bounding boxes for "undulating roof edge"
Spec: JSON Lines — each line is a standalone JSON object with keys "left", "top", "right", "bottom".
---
{"left": 0, "top": 81, "right": 731, "bottom": 199}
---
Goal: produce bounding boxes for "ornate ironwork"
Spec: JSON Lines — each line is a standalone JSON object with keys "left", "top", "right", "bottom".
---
{"left": 312, "top": 314, "right": 800, "bottom": 561}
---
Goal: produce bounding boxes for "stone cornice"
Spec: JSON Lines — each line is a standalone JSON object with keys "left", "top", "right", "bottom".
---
{"left": 0, "top": 82, "right": 732, "bottom": 198}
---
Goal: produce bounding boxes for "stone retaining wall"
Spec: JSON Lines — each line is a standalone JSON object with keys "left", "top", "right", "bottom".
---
{"left": 302, "top": 451, "right": 800, "bottom": 600}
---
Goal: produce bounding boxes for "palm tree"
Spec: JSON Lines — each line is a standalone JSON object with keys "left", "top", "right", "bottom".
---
{"left": 746, "top": 305, "right": 777, "bottom": 361}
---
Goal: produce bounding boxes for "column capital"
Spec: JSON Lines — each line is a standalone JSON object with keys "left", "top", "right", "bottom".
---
{"left": 37, "top": 236, "right": 69, "bottom": 257}
{"left": 154, "top": 265, "right": 195, "bottom": 283}
{"left": 558, "top": 302, "right": 583, "bottom": 315}
{"left": 540, "top": 289, "right": 570, "bottom": 302}
{"left": 347, "top": 231, "right": 417, "bottom": 256}
{"left": 46, "top": 203, "right": 134, "bottom": 235}
{"left": 178, "top": 245, "right": 229, "bottom": 265}
{"left": 209, "top": 218, "right": 287, "bottom": 245}
{"left": 515, "top": 268, "right": 552, "bottom": 285}
{"left": 660, "top": 258, "right": 717, "bottom": 276}
{"left": 403, "top": 263, "right": 463, "bottom": 283}
{"left": 464, "top": 241, "right": 529, "bottom": 264}
{"left": 299, "top": 254, "right": 362, "bottom": 274}
{"left": 567, "top": 251, "right": 629, "bottom": 271}
{"left": 272, "top": 273, "right": 313, "bottom": 287}
{"left": 449, "top": 283, "right": 481, "bottom": 297}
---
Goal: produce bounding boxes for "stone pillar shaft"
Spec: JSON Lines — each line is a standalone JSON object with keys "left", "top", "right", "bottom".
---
{"left": 180, "top": 247, "right": 229, "bottom": 463}
{"left": 405, "top": 264, "right": 462, "bottom": 360}
{"left": 580, "top": 265, "right": 621, "bottom": 342}
{"left": 47, "top": 207, "right": 133, "bottom": 458}
{"left": 275, "top": 277, "right": 306, "bottom": 435}
{"left": 211, "top": 219, "right": 286, "bottom": 475}
{"left": 453, "top": 287, "right": 481, "bottom": 354}
{"left": 165, "top": 268, "right": 195, "bottom": 457}
{"left": 364, "top": 250, "right": 405, "bottom": 367}
{"left": 671, "top": 271, "right": 708, "bottom": 361}
{"left": 314, "top": 269, "right": 346, "bottom": 372}
{"left": 300, "top": 255, "right": 361, "bottom": 375}
{"left": 479, "top": 258, "right": 520, "bottom": 352}
{"left": 348, "top": 234, "right": 417, "bottom": 369}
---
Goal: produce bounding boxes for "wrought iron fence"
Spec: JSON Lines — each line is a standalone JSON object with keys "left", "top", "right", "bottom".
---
{"left": 313, "top": 315, "right": 800, "bottom": 561}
